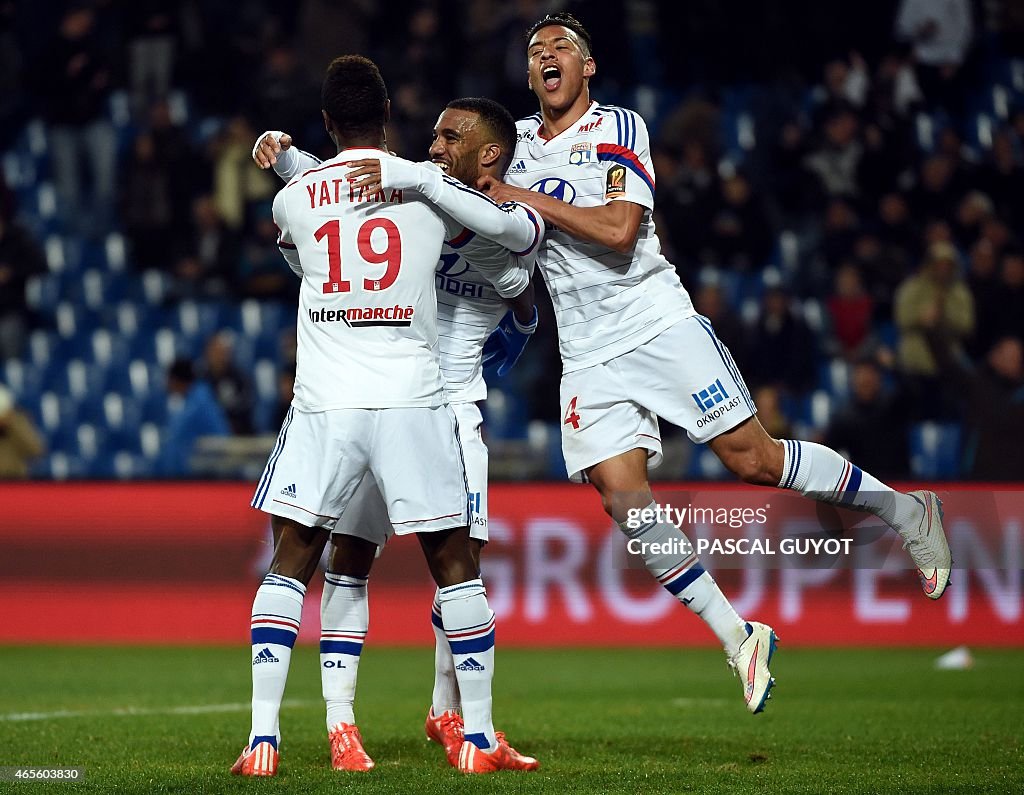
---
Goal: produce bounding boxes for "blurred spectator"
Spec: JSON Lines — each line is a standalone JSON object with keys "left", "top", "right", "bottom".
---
{"left": 200, "top": 331, "right": 254, "bottom": 435}
{"left": 0, "top": 211, "right": 47, "bottom": 360}
{"left": 978, "top": 130, "right": 1024, "bottom": 231}
{"left": 127, "top": 1, "right": 179, "bottom": 117}
{"left": 966, "top": 238, "right": 1001, "bottom": 358}
{"left": 827, "top": 262, "right": 874, "bottom": 357}
{"left": 0, "top": 0, "right": 24, "bottom": 129}
{"left": 765, "top": 118, "right": 821, "bottom": 225}
{"left": 896, "top": 0, "right": 974, "bottom": 113}
{"left": 992, "top": 249, "right": 1024, "bottom": 343}
{"left": 272, "top": 363, "right": 296, "bottom": 431}
{"left": 657, "top": 139, "right": 718, "bottom": 272}
{"left": 803, "top": 105, "right": 862, "bottom": 199}
{"left": 120, "top": 132, "right": 175, "bottom": 269}
{"left": 875, "top": 192, "right": 917, "bottom": 258}
{"left": 909, "top": 155, "right": 961, "bottom": 225}
{"left": 703, "top": 171, "right": 773, "bottom": 271}
{"left": 169, "top": 195, "right": 238, "bottom": 300}
{"left": 812, "top": 53, "right": 869, "bottom": 125}
{"left": 926, "top": 333, "right": 1024, "bottom": 480}
{"left": 820, "top": 199, "right": 861, "bottom": 270}
{"left": 237, "top": 204, "right": 298, "bottom": 303}
{"left": 0, "top": 384, "right": 45, "bottom": 478}
{"left": 210, "top": 116, "right": 276, "bottom": 231}
{"left": 155, "top": 357, "right": 230, "bottom": 476}
{"left": 246, "top": 44, "right": 319, "bottom": 140}
{"left": 894, "top": 241, "right": 975, "bottom": 418}
{"left": 952, "top": 191, "right": 995, "bottom": 251}
{"left": 36, "top": 4, "right": 118, "bottom": 237}
{"left": 744, "top": 284, "right": 817, "bottom": 394}
{"left": 147, "top": 99, "right": 203, "bottom": 230}
{"left": 693, "top": 281, "right": 745, "bottom": 365}
{"left": 751, "top": 385, "right": 792, "bottom": 439}
{"left": 823, "top": 357, "right": 910, "bottom": 480}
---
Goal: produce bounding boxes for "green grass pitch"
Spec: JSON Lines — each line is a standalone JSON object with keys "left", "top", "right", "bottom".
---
{"left": 1, "top": 646, "right": 1021, "bottom": 793}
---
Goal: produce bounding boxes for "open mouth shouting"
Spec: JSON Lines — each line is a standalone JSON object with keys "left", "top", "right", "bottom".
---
{"left": 432, "top": 159, "right": 450, "bottom": 173}
{"left": 541, "top": 65, "right": 561, "bottom": 91}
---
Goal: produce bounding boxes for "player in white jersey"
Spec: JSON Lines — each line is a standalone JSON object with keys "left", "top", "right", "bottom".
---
{"left": 479, "top": 12, "right": 953, "bottom": 715}
{"left": 234, "top": 56, "right": 537, "bottom": 777}
{"left": 251, "top": 97, "right": 542, "bottom": 770}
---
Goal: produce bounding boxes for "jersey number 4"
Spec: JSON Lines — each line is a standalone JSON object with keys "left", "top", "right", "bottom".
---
{"left": 315, "top": 218, "right": 401, "bottom": 294}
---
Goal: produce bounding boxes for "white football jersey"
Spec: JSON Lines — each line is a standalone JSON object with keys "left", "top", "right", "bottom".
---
{"left": 508, "top": 101, "right": 695, "bottom": 373}
{"left": 274, "top": 148, "right": 531, "bottom": 410}
{"left": 269, "top": 140, "right": 540, "bottom": 404}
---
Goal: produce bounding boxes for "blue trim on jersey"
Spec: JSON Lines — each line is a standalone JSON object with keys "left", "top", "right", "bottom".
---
{"left": 595, "top": 150, "right": 656, "bottom": 195}
{"left": 253, "top": 406, "right": 293, "bottom": 508}
{"left": 431, "top": 609, "right": 444, "bottom": 630}
{"left": 693, "top": 317, "right": 755, "bottom": 414}
{"left": 319, "top": 640, "right": 364, "bottom": 656}
{"left": 448, "top": 629, "right": 495, "bottom": 655}
{"left": 296, "top": 149, "right": 322, "bottom": 165}
{"left": 251, "top": 627, "right": 298, "bottom": 647}
{"left": 513, "top": 206, "right": 542, "bottom": 256}
{"left": 663, "top": 562, "right": 705, "bottom": 596}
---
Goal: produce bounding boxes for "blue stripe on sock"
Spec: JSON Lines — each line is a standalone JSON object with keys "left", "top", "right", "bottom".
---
{"left": 251, "top": 627, "right": 298, "bottom": 647}
{"left": 448, "top": 629, "right": 495, "bottom": 655}
{"left": 319, "top": 640, "right": 363, "bottom": 655}
{"left": 251, "top": 735, "right": 278, "bottom": 751}
{"left": 663, "top": 562, "right": 705, "bottom": 595}
{"left": 263, "top": 575, "right": 306, "bottom": 597}
{"left": 791, "top": 440, "right": 802, "bottom": 490}
{"left": 840, "top": 465, "right": 863, "bottom": 504}
{"left": 465, "top": 732, "right": 490, "bottom": 750}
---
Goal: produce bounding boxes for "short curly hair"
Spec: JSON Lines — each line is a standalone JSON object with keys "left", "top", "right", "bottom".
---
{"left": 525, "top": 12, "right": 592, "bottom": 58}
{"left": 321, "top": 55, "right": 388, "bottom": 137}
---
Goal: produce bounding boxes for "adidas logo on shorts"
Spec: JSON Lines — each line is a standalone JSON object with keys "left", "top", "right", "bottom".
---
{"left": 455, "top": 656, "right": 485, "bottom": 672}
{"left": 279, "top": 483, "right": 297, "bottom": 498}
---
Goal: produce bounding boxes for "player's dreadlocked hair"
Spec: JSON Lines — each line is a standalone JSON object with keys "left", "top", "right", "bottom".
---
{"left": 445, "top": 97, "right": 518, "bottom": 175}
{"left": 321, "top": 55, "right": 388, "bottom": 136}
{"left": 526, "top": 12, "right": 592, "bottom": 58}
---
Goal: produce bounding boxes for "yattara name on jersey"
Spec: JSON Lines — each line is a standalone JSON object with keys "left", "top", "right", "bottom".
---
{"left": 307, "top": 305, "right": 415, "bottom": 328}
{"left": 305, "top": 179, "right": 405, "bottom": 209}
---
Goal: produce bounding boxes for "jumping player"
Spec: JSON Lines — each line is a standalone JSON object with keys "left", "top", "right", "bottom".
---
{"left": 233, "top": 57, "right": 538, "bottom": 776}
{"left": 476, "top": 12, "right": 953, "bottom": 713}
{"left": 251, "top": 97, "right": 542, "bottom": 770}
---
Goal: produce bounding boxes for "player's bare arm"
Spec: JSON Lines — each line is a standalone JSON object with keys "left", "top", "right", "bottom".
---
{"left": 478, "top": 176, "right": 643, "bottom": 254}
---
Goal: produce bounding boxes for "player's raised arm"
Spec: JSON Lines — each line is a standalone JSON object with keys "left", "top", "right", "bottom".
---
{"left": 347, "top": 158, "right": 542, "bottom": 257}
{"left": 271, "top": 189, "right": 302, "bottom": 277}
{"left": 253, "top": 130, "right": 322, "bottom": 182}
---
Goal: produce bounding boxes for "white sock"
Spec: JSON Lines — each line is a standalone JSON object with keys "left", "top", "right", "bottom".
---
{"left": 622, "top": 505, "right": 748, "bottom": 656}
{"left": 430, "top": 589, "right": 460, "bottom": 715}
{"left": 248, "top": 573, "right": 305, "bottom": 750}
{"left": 320, "top": 573, "right": 368, "bottom": 730}
{"left": 438, "top": 578, "right": 496, "bottom": 752}
{"left": 778, "top": 440, "right": 923, "bottom": 534}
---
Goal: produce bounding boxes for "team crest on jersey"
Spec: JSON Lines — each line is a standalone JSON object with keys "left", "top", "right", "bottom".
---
{"left": 605, "top": 165, "right": 627, "bottom": 198}
{"left": 569, "top": 142, "right": 594, "bottom": 165}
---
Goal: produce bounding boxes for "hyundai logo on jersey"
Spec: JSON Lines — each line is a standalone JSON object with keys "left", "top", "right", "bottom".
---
{"left": 530, "top": 177, "right": 577, "bottom": 204}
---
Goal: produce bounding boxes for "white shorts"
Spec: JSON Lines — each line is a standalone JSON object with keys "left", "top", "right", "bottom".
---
{"left": 559, "top": 314, "right": 756, "bottom": 482}
{"left": 333, "top": 401, "right": 489, "bottom": 545}
{"left": 251, "top": 405, "right": 469, "bottom": 534}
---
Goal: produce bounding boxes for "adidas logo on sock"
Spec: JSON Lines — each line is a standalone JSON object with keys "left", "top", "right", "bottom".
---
{"left": 280, "top": 483, "right": 297, "bottom": 498}
{"left": 455, "top": 656, "right": 485, "bottom": 672}
{"left": 253, "top": 647, "right": 280, "bottom": 665}
{"left": 507, "top": 159, "right": 527, "bottom": 174}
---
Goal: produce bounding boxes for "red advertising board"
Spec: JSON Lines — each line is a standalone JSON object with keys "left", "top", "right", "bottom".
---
{"left": 0, "top": 483, "right": 1020, "bottom": 646}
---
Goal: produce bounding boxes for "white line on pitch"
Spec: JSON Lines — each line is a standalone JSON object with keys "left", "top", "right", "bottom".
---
{"left": 0, "top": 699, "right": 320, "bottom": 722}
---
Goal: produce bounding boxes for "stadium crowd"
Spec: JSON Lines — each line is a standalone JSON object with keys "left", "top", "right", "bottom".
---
{"left": 1, "top": 0, "right": 1023, "bottom": 480}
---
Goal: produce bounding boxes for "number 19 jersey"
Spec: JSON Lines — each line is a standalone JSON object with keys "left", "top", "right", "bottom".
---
{"left": 274, "top": 148, "right": 458, "bottom": 410}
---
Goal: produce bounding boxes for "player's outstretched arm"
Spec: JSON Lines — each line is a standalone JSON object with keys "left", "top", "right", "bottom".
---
{"left": 347, "top": 158, "right": 542, "bottom": 256}
{"left": 252, "top": 130, "right": 321, "bottom": 182}
{"left": 478, "top": 176, "right": 643, "bottom": 254}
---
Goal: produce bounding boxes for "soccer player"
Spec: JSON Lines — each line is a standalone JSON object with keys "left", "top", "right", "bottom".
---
{"left": 233, "top": 56, "right": 538, "bottom": 776}
{"left": 251, "top": 97, "right": 542, "bottom": 771}
{"left": 476, "top": 12, "right": 953, "bottom": 712}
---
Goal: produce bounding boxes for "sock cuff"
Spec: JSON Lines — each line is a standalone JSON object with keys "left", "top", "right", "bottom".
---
{"left": 779, "top": 439, "right": 808, "bottom": 491}
{"left": 261, "top": 573, "right": 307, "bottom": 601}
{"left": 324, "top": 573, "right": 368, "bottom": 589}
{"left": 437, "top": 578, "right": 485, "bottom": 603}
{"left": 617, "top": 501, "right": 660, "bottom": 538}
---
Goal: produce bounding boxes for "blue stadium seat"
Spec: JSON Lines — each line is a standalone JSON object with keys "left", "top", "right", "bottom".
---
{"left": 910, "top": 422, "right": 962, "bottom": 479}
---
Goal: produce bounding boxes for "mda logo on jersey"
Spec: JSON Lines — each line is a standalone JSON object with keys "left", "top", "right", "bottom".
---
{"left": 530, "top": 177, "right": 577, "bottom": 204}
{"left": 569, "top": 142, "right": 594, "bottom": 165}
